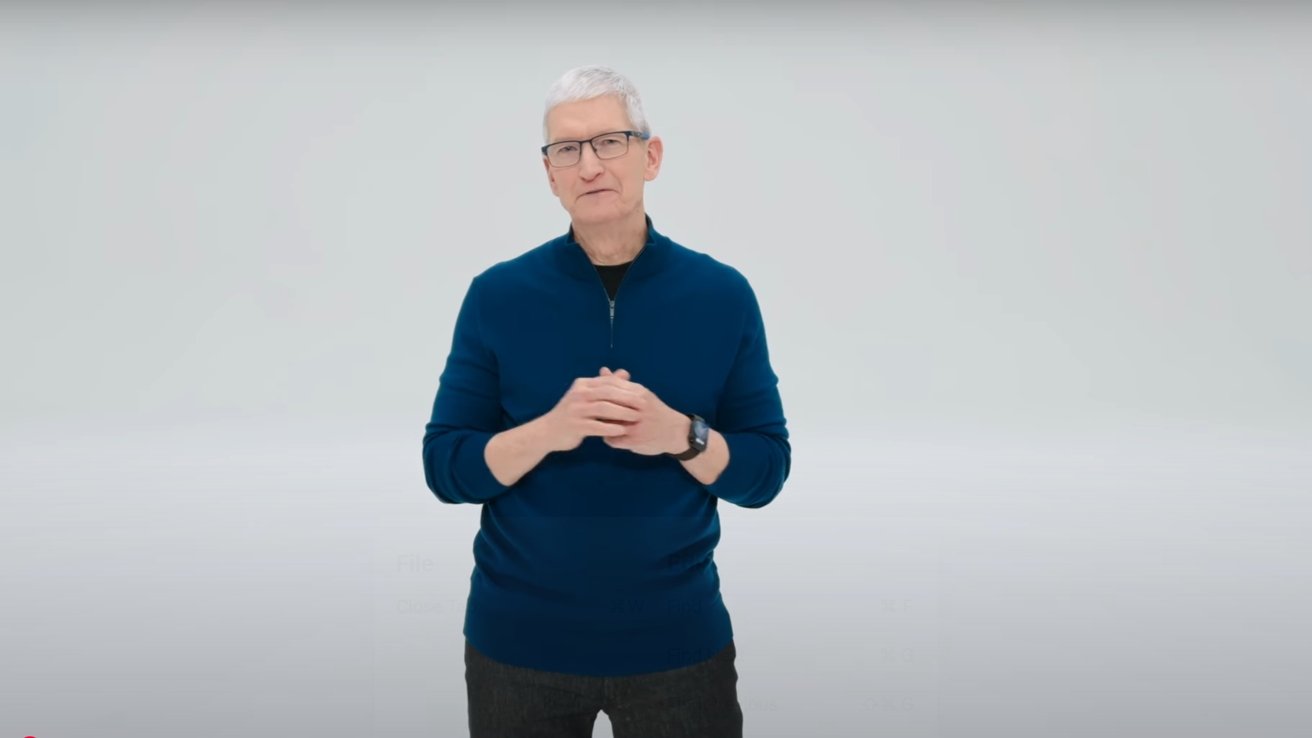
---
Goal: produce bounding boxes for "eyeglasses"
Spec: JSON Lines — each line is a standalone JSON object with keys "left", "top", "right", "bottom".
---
{"left": 541, "top": 130, "right": 650, "bottom": 168}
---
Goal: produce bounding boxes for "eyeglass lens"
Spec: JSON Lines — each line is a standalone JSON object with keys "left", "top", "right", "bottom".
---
{"left": 547, "top": 133, "right": 630, "bottom": 166}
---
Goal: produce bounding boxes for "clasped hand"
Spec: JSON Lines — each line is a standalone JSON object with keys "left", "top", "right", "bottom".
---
{"left": 544, "top": 366, "right": 686, "bottom": 456}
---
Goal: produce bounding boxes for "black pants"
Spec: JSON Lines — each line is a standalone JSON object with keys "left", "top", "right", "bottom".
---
{"left": 464, "top": 639, "right": 744, "bottom": 738}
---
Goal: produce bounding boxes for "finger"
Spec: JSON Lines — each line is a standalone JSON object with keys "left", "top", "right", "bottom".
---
{"left": 593, "top": 387, "right": 643, "bottom": 412}
{"left": 591, "top": 400, "right": 642, "bottom": 422}
{"left": 590, "top": 419, "right": 628, "bottom": 436}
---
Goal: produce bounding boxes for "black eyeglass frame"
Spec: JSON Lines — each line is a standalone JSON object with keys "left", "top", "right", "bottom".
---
{"left": 540, "top": 130, "right": 652, "bottom": 167}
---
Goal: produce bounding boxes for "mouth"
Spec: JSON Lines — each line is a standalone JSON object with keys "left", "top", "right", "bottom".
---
{"left": 584, "top": 189, "right": 612, "bottom": 196}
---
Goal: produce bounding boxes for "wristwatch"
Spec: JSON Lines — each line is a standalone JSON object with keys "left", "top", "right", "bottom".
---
{"left": 668, "top": 413, "right": 709, "bottom": 461}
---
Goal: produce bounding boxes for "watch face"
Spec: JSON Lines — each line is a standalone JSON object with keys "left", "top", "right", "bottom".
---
{"left": 690, "top": 416, "right": 709, "bottom": 450}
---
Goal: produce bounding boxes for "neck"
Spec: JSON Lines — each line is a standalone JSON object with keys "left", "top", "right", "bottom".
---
{"left": 572, "top": 208, "right": 647, "bottom": 265}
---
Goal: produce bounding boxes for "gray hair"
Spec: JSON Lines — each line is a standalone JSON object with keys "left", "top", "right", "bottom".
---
{"left": 542, "top": 65, "right": 651, "bottom": 145}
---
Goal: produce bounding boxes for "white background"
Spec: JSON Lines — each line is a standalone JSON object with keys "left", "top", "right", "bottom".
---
{"left": 2, "top": 3, "right": 1309, "bottom": 736}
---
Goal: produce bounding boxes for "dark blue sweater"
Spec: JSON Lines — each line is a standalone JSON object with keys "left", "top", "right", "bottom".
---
{"left": 422, "top": 213, "right": 791, "bottom": 677}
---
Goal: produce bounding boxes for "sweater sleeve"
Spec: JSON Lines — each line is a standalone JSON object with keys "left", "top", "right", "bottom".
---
{"left": 422, "top": 274, "right": 514, "bottom": 505}
{"left": 703, "top": 276, "right": 792, "bottom": 509}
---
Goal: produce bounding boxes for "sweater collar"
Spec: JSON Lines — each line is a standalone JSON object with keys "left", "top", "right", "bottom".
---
{"left": 554, "top": 212, "right": 669, "bottom": 282}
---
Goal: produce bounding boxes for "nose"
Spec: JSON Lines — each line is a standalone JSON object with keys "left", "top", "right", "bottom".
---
{"left": 578, "top": 141, "right": 605, "bottom": 177}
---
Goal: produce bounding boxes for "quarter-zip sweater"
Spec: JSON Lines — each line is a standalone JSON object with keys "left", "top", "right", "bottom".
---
{"left": 422, "top": 213, "right": 791, "bottom": 677}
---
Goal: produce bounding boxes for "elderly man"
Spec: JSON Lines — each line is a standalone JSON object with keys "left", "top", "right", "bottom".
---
{"left": 422, "top": 64, "right": 791, "bottom": 738}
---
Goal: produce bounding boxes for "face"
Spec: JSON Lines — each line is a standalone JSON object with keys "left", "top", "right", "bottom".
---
{"left": 543, "top": 95, "right": 663, "bottom": 226}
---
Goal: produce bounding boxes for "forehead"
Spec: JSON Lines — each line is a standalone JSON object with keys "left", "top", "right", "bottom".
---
{"left": 546, "top": 95, "right": 631, "bottom": 142}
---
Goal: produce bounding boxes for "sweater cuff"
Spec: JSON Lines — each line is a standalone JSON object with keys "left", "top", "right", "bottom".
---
{"left": 459, "top": 431, "right": 512, "bottom": 502}
{"left": 703, "top": 431, "right": 784, "bottom": 509}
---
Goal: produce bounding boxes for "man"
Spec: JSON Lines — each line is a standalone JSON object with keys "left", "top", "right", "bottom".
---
{"left": 422, "top": 64, "right": 791, "bottom": 738}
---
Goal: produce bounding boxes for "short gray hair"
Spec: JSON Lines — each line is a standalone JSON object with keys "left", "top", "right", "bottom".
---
{"left": 542, "top": 65, "right": 651, "bottom": 145}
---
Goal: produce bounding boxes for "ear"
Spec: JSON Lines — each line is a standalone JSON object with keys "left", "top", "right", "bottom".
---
{"left": 643, "top": 135, "right": 663, "bottom": 182}
{"left": 544, "top": 157, "right": 559, "bottom": 196}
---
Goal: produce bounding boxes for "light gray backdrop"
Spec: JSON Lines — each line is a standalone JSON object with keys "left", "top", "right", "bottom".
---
{"left": 2, "top": 3, "right": 1309, "bottom": 737}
